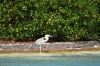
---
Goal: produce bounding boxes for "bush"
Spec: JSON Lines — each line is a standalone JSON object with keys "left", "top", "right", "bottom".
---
{"left": 0, "top": 0, "right": 100, "bottom": 41}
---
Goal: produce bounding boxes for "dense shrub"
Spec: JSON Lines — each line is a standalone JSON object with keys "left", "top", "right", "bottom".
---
{"left": 0, "top": 0, "right": 100, "bottom": 41}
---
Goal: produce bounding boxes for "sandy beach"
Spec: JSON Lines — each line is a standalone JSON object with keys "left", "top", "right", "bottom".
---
{"left": 0, "top": 41, "right": 100, "bottom": 53}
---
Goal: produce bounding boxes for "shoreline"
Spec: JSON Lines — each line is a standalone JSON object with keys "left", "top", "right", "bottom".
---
{"left": 0, "top": 47, "right": 100, "bottom": 54}
{"left": 0, "top": 41, "right": 100, "bottom": 54}
{"left": 0, "top": 51, "right": 100, "bottom": 56}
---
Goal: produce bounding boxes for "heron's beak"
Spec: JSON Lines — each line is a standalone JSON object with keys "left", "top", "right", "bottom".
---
{"left": 49, "top": 35, "right": 53, "bottom": 37}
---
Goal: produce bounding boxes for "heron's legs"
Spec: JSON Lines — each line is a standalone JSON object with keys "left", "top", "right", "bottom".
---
{"left": 40, "top": 44, "right": 41, "bottom": 53}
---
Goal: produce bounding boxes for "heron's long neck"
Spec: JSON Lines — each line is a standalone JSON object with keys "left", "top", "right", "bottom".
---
{"left": 45, "top": 36, "right": 49, "bottom": 40}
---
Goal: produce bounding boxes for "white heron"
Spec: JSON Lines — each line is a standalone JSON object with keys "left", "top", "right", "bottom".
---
{"left": 34, "top": 34, "right": 53, "bottom": 53}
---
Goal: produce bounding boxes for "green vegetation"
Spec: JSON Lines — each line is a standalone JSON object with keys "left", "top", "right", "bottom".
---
{"left": 0, "top": 0, "right": 100, "bottom": 41}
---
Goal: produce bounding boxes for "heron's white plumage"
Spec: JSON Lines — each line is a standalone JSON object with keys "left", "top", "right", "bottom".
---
{"left": 34, "top": 34, "right": 52, "bottom": 45}
{"left": 34, "top": 37, "right": 47, "bottom": 45}
{"left": 34, "top": 34, "right": 53, "bottom": 53}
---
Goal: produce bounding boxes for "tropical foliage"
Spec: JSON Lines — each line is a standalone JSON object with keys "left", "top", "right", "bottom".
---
{"left": 0, "top": 0, "right": 100, "bottom": 41}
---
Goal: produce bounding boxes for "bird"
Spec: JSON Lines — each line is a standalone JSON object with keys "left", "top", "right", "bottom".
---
{"left": 34, "top": 34, "right": 53, "bottom": 53}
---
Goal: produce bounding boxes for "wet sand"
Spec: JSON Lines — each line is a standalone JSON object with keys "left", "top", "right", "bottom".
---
{"left": 0, "top": 51, "right": 100, "bottom": 57}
